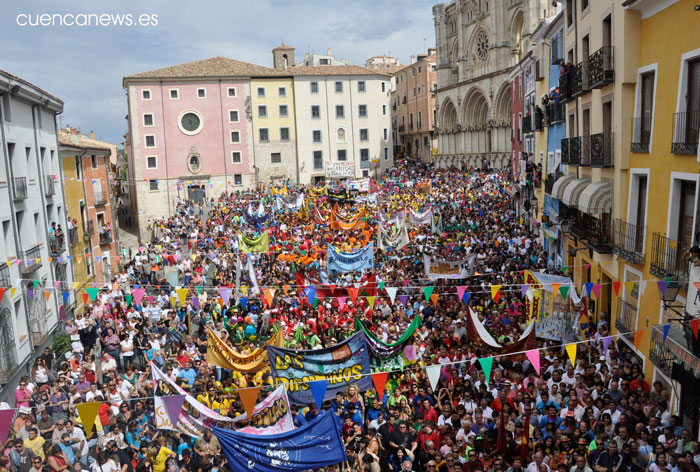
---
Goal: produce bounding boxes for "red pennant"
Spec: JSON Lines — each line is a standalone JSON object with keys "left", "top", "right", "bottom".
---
{"left": 329, "top": 284, "right": 336, "bottom": 295}
{"left": 0, "top": 287, "right": 5, "bottom": 301}
{"left": 347, "top": 287, "right": 359, "bottom": 304}
{"left": 372, "top": 372, "right": 389, "bottom": 400}
{"left": 612, "top": 282, "right": 621, "bottom": 296}
{"left": 691, "top": 319, "right": 700, "bottom": 339}
{"left": 82, "top": 293, "right": 89, "bottom": 305}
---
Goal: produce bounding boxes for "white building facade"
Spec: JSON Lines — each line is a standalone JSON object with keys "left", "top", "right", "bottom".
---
{"left": 291, "top": 66, "right": 393, "bottom": 184}
{"left": 0, "top": 69, "right": 74, "bottom": 391}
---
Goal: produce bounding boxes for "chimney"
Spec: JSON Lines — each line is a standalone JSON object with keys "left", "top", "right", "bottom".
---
{"left": 327, "top": 48, "right": 332, "bottom": 56}
{"left": 410, "top": 55, "right": 416, "bottom": 64}
{"left": 90, "top": 131, "right": 95, "bottom": 139}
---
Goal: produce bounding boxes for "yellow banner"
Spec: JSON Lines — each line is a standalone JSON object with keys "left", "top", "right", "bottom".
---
{"left": 308, "top": 185, "right": 328, "bottom": 197}
{"left": 206, "top": 328, "right": 284, "bottom": 373}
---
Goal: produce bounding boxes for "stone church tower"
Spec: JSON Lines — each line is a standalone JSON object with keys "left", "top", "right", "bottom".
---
{"left": 433, "top": 0, "right": 555, "bottom": 170}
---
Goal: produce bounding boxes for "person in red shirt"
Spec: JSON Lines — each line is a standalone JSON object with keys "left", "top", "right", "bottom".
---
{"left": 420, "top": 398, "right": 439, "bottom": 424}
{"left": 417, "top": 422, "right": 440, "bottom": 450}
{"left": 629, "top": 373, "right": 650, "bottom": 393}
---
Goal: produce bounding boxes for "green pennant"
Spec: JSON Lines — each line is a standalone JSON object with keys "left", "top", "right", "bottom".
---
{"left": 423, "top": 286, "right": 435, "bottom": 302}
{"left": 559, "top": 285, "right": 570, "bottom": 299}
{"left": 86, "top": 288, "right": 99, "bottom": 301}
{"left": 33, "top": 280, "right": 40, "bottom": 288}
{"left": 562, "top": 266, "right": 568, "bottom": 272}
{"left": 196, "top": 286, "right": 203, "bottom": 295}
{"left": 478, "top": 357, "right": 493, "bottom": 386}
{"left": 125, "top": 295, "right": 133, "bottom": 306}
{"left": 378, "top": 282, "right": 386, "bottom": 291}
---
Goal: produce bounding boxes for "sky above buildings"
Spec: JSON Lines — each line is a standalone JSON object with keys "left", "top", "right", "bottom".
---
{"left": 1, "top": 0, "right": 437, "bottom": 145}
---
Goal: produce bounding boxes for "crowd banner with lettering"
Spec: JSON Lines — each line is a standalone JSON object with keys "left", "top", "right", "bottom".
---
{"left": 327, "top": 243, "right": 374, "bottom": 273}
{"left": 325, "top": 161, "right": 355, "bottom": 178}
{"left": 230, "top": 385, "right": 294, "bottom": 435}
{"left": 423, "top": 255, "right": 475, "bottom": 280}
{"left": 380, "top": 210, "right": 405, "bottom": 226}
{"left": 307, "top": 185, "right": 328, "bottom": 197}
{"left": 356, "top": 193, "right": 378, "bottom": 204}
{"left": 238, "top": 232, "right": 269, "bottom": 254}
{"left": 207, "top": 328, "right": 284, "bottom": 372}
{"left": 330, "top": 208, "right": 367, "bottom": 231}
{"left": 267, "top": 331, "right": 373, "bottom": 405}
{"left": 347, "top": 178, "right": 370, "bottom": 192}
{"left": 377, "top": 221, "right": 409, "bottom": 252}
{"left": 355, "top": 316, "right": 421, "bottom": 370}
{"left": 152, "top": 365, "right": 232, "bottom": 437}
{"left": 241, "top": 203, "right": 273, "bottom": 226}
{"left": 409, "top": 209, "right": 433, "bottom": 225}
{"left": 526, "top": 271, "right": 581, "bottom": 343}
{"left": 275, "top": 194, "right": 304, "bottom": 211}
{"left": 213, "top": 410, "right": 347, "bottom": 472}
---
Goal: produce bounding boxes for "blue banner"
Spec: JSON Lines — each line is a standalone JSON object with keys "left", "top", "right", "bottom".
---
{"left": 267, "top": 332, "right": 373, "bottom": 405}
{"left": 213, "top": 410, "right": 347, "bottom": 472}
{"left": 327, "top": 242, "right": 374, "bottom": 273}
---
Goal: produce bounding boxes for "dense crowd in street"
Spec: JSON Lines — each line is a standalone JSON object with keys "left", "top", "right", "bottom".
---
{"left": 2, "top": 157, "right": 699, "bottom": 472}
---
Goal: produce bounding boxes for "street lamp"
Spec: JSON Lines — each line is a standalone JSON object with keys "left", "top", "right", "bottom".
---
{"left": 661, "top": 279, "right": 684, "bottom": 307}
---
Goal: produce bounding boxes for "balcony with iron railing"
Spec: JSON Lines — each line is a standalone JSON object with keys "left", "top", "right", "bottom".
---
{"left": 589, "top": 46, "right": 614, "bottom": 88}
{"left": 572, "top": 61, "right": 590, "bottom": 97}
{"left": 99, "top": 229, "right": 113, "bottom": 245}
{"left": 544, "top": 174, "right": 555, "bottom": 195}
{"left": 580, "top": 134, "right": 591, "bottom": 166}
{"left": 21, "top": 244, "right": 43, "bottom": 274}
{"left": 671, "top": 111, "right": 699, "bottom": 155}
{"left": 546, "top": 102, "right": 565, "bottom": 127}
{"left": 561, "top": 138, "right": 570, "bottom": 165}
{"left": 631, "top": 116, "right": 652, "bottom": 153}
{"left": 650, "top": 232, "right": 690, "bottom": 282}
{"left": 12, "top": 177, "right": 27, "bottom": 201}
{"left": 44, "top": 175, "right": 56, "bottom": 197}
{"left": 523, "top": 115, "right": 532, "bottom": 134}
{"left": 559, "top": 69, "right": 575, "bottom": 103}
{"left": 586, "top": 214, "right": 614, "bottom": 254}
{"left": 568, "top": 136, "right": 581, "bottom": 166}
{"left": 49, "top": 230, "right": 65, "bottom": 256}
{"left": 94, "top": 187, "right": 107, "bottom": 206}
{"left": 590, "top": 132, "right": 614, "bottom": 168}
{"left": 569, "top": 209, "right": 589, "bottom": 240}
{"left": 614, "top": 297, "right": 638, "bottom": 339}
{"left": 0, "top": 264, "right": 10, "bottom": 288}
{"left": 649, "top": 321, "right": 700, "bottom": 379}
{"left": 613, "top": 219, "right": 645, "bottom": 265}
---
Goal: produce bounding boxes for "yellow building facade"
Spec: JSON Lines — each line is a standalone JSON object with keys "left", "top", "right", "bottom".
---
{"left": 249, "top": 77, "right": 298, "bottom": 185}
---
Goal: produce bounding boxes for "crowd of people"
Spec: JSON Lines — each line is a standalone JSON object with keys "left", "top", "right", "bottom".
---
{"left": 2, "top": 157, "right": 698, "bottom": 472}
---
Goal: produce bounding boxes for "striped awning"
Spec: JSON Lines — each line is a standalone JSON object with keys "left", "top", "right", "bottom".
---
{"left": 579, "top": 180, "right": 613, "bottom": 214}
{"left": 562, "top": 178, "right": 590, "bottom": 207}
{"left": 551, "top": 174, "right": 576, "bottom": 200}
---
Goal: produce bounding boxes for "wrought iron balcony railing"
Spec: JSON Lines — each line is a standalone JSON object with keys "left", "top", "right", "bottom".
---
{"left": 21, "top": 244, "right": 43, "bottom": 274}
{"left": 523, "top": 115, "right": 532, "bottom": 134}
{"left": 99, "top": 231, "right": 113, "bottom": 245}
{"left": 572, "top": 61, "right": 590, "bottom": 97}
{"left": 569, "top": 136, "right": 581, "bottom": 166}
{"left": 589, "top": 46, "right": 614, "bottom": 88}
{"left": 546, "top": 102, "right": 565, "bottom": 126}
{"left": 0, "top": 264, "right": 10, "bottom": 288}
{"left": 590, "top": 132, "right": 614, "bottom": 168}
{"left": 561, "top": 138, "right": 569, "bottom": 165}
{"left": 671, "top": 111, "right": 699, "bottom": 155}
{"left": 586, "top": 214, "right": 614, "bottom": 254}
{"left": 650, "top": 232, "right": 690, "bottom": 282}
{"left": 613, "top": 219, "right": 645, "bottom": 264}
{"left": 559, "top": 70, "right": 574, "bottom": 103}
{"left": 614, "top": 297, "right": 638, "bottom": 339}
{"left": 580, "top": 134, "right": 591, "bottom": 166}
{"left": 631, "top": 116, "right": 652, "bottom": 153}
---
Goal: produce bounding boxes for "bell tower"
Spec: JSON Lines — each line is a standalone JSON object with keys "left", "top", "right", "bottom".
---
{"left": 272, "top": 44, "right": 295, "bottom": 70}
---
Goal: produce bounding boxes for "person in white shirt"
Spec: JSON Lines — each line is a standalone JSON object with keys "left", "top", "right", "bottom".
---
{"left": 527, "top": 451, "right": 550, "bottom": 472}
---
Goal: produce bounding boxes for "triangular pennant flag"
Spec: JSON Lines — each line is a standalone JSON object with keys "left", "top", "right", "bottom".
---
{"left": 347, "top": 287, "right": 359, "bottom": 304}
{"left": 264, "top": 288, "right": 275, "bottom": 306}
{"left": 585, "top": 264, "right": 591, "bottom": 270}
{"left": 218, "top": 287, "right": 233, "bottom": 306}
{"left": 53, "top": 281, "right": 60, "bottom": 289}
{"left": 559, "top": 285, "right": 570, "bottom": 300}
{"left": 169, "top": 297, "right": 178, "bottom": 308}
{"left": 81, "top": 292, "right": 89, "bottom": 305}
{"left": 602, "top": 336, "right": 612, "bottom": 355}
{"left": 526, "top": 288, "right": 534, "bottom": 302}
{"left": 372, "top": 372, "right": 389, "bottom": 400}
{"left": 592, "top": 284, "right": 602, "bottom": 299}
{"left": 639, "top": 280, "right": 648, "bottom": 297}
{"left": 426, "top": 364, "right": 441, "bottom": 390}
{"left": 309, "top": 380, "right": 328, "bottom": 410}
{"left": 176, "top": 288, "right": 188, "bottom": 306}
{"left": 423, "top": 286, "right": 435, "bottom": 302}
{"left": 33, "top": 280, "right": 40, "bottom": 288}
{"left": 240, "top": 297, "right": 248, "bottom": 310}
{"left": 430, "top": 293, "right": 439, "bottom": 306}
{"left": 366, "top": 296, "right": 376, "bottom": 309}
{"left": 378, "top": 282, "right": 386, "bottom": 291}
{"left": 0, "top": 288, "right": 5, "bottom": 301}
{"left": 520, "top": 284, "right": 529, "bottom": 298}
{"left": 240, "top": 285, "right": 249, "bottom": 296}
{"left": 10, "top": 288, "right": 16, "bottom": 298}
{"left": 195, "top": 286, "right": 203, "bottom": 295}
{"left": 132, "top": 288, "right": 146, "bottom": 306}
{"left": 491, "top": 285, "right": 502, "bottom": 303}
{"left": 634, "top": 330, "right": 644, "bottom": 350}
{"left": 125, "top": 295, "right": 133, "bottom": 306}
{"left": 282, "top": 284, "right": 290, "bottom": 295}
{"left": 479, "top": 357, "right": 493, "bottom": 386}
{"left": 398, "top": 295, "right": 408, "bottom": 307}
{"left": 565, "top": 344, "right": 577, "bottom": 367}
{"left": 76, "top": 402, "right": 101, "bottom": 434}
{"left": 612, "top": 281, "right": 622, "bottom": 296}
{"left": 624, "top": 282, "right": 635, "bottom": 296}
{"left": 462, "top": 291, "right": 470, "bottom": 305}
{"left": 238, "top": 387, "right": 261, "bottom": 420}
{"left": 691, "top": 319, "right": 700, "bottom": 339}
{"left": 457, "top": 286, "right": 467, "bottom": 303}
{"left": 161, "top": 395, "right": 185, "bottom": 429}
{"left": 44, "top": 291, "right": 50, "bottom": 302}
{"left": 386, "top": 287, "right": 398, "bottom": 304}
{"left": 658, "top": 280, "right": 668, "bottom": 298}
{"left": 584, "top": 282, "right": 594, "bottom": 298}
{"left": 0, "top": 409, "right": 14, "bottom": 446}
{"left": 63, "top": 292, "right": 70, "bottom": 305}
{"left": 551, "top": 283, "right": 561, "bottom": 296}
{"left": 525, "top": 350, "right": 540, "bottom": 375}
{"left": 663, "top": 324, "right": 671, "bottom": 342}
{"left": 191, "top": 297, "right": 199, "bottom": 310}
{"left": 304, "top": 286, "right": 317, "bottom": 305}
{"left": 73, "top": 282, "right": 80, "bottom": 289}
{"left": 86, "top": 287, "right": 99, "bottom": 302}
{"left": 337, "top": 296, "right": 346, "bottom": 310}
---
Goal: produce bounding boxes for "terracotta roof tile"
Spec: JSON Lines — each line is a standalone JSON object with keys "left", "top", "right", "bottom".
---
{"left": 124, "top": 56, "right": 290, "bottom": 80}
{"left": 58, "top": 130, "right": 114, "bottom": 151}
{"left": 287, "top": 64, "right": 391, "bottom": 77}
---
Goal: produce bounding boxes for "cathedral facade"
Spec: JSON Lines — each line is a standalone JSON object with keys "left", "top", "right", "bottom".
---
{"left": 432, "top": 0, "right": 555, "bottom": 170}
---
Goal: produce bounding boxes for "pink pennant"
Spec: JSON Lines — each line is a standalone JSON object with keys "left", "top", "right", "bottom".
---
{"left": 457, "top": 286, "right": 467, "bottom": 303}
{"left": 592, "top": 284, "right": 602, "bottom": 299}
{"left": 337, "top": 296, "right": 346, "bottom": 309}
{"left": 526, "top": 350, "right": 540, "bottom": 375}
{"left": 132, "top": 288, "right": 146, "bottom": 306}
{"left": 53, "top": 281, "right": 61, "bottom": 288}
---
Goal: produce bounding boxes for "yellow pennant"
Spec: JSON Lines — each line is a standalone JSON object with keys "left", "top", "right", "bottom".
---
{"left": 10, "top": 288, "right": 16, "bottom": 298}
{"left": 76, "top": 402, "right": 102, "bottom": 435}
{"left": 624, "top": 281, "right": 635, "bottom": 295}
{"left": 241, "top": 286, "right": 248, "bottom": 296}
{"left": 73, "top": 282, "right": 80, "bottom": 289}
{"left": 566, "top": 344, "right": 577, "bottom": 367}
{"left": 490, "top": 285, "right": 502, "bottom": 302}
{"left": 176, "top": 288, "right": 188, "bottom": 306}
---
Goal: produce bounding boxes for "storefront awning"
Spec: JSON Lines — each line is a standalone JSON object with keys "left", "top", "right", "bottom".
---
{"left": 562, "top": 178, "right": 590, "bottom": 207}
{"left": 579, "top": 180, "right": 613, "bottom": 214}
{"left": 551, "top": 174, "right": 576, "bottom": 200}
